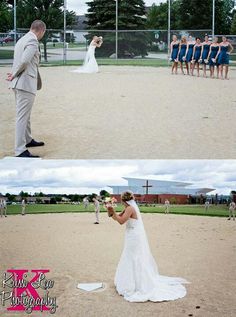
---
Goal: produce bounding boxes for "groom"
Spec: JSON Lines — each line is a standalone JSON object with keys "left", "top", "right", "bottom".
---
{"left": 7, "top": 20, "right": 46, "bottom": 158}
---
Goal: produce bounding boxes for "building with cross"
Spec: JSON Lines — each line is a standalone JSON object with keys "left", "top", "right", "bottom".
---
{"left": 108, "top": 177, "right": 215, "bottom": 204}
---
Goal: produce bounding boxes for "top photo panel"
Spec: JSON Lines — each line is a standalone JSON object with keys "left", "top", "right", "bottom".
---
{"left": 1, "top": 1, "right": 236, "bottom": 159}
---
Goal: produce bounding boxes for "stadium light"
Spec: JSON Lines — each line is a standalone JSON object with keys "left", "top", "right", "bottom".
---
{"left": 212, "top": 0, "right": 215, "bottom": 38}
{"left": 63, "top": 0, "right": 67, "bottom": 64}
{"left": 14, "top": 0, "right": 16, "bottom": 45}
{"left": 115, "top": 0, "right": 118, "bottom": 59}
{"left": 167, "top": 0, "right": 171, "bottom": 60}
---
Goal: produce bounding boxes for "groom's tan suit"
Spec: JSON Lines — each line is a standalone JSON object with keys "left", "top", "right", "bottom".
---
{"left": 10, "top": 31, "right": 42, "bottom": 155}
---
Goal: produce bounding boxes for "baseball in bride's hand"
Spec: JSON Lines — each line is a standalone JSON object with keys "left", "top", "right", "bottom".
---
{"left": 107, "top": 206, "right": 114, "bottom": 217}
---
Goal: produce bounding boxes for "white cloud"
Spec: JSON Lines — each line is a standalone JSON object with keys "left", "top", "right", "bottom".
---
{"left": 0, "top": 159, "right": 235, "bottom": 195}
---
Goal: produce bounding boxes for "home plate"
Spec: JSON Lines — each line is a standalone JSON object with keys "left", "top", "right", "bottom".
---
{"left": 3, "top": 157, "right": 42, "bottom": 160}
{"left": 77, "top": 282, "right": 105, "bottom": 292}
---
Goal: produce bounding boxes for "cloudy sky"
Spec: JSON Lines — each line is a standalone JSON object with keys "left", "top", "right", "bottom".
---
{"left": 0, "top": 159, "right": 235, "bottom": 195}
{"left": 67, "top": 0, "right": 161, "bottom": 15}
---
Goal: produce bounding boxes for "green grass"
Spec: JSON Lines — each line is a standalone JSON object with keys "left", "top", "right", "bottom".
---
{"left": 39, "top": 58, "right": 168, "bottom": 67}
{"left": 0, "top": 49, "right": 14, "bottom": 59}
{"left": 46, "top": 43, "right": 85, "bottom": 49}
{"left": 4, "top": 203, "right": 229, "bottom": 218}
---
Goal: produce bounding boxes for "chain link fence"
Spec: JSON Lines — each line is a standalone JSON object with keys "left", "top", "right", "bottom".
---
{"left": 1, "top": 29, "right": 235, "bottom": 65}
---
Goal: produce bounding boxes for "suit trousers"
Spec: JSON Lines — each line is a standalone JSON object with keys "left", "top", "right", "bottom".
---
{"left": 14, "top": 89, "right": 35, "bottom": 155}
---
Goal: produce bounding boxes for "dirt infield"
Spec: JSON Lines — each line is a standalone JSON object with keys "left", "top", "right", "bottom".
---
{"left": 0, "top": 65, "right": 236, "bottom": 159}
{"left": 0, "top": 213, "right": 235, "bottom": 317}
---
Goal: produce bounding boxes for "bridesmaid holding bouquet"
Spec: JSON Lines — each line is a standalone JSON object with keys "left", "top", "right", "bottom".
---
{"left": 200, "top": 35, "right": 211, "bottom": 77}
{"left": 170, "top": 35, "right": 180, "bottom": 74}
{"left": 178, "top": 36, "right": 188, "bottom": 75}
{"left": 217, "top": 36, "right": 233, "bottom": 80}
{"left": 207, "top": 37, "right": 220, "bottom": 79}
{"left": 191, "top": 38, "right": 202, "bottom": 77}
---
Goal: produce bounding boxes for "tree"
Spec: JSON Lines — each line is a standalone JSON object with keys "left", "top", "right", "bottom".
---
{"left": 100, "top": 190, "right": 111, "bottom": 199}
{"left": 177, "top": 0, "right": 234, "bottom": 34}
{"left": 5, "top": 193, "right": 16, "bottom": 202}
{"left": 55, "top": 196, "right": 62, "bottom": 202}
{"left": 70, "top": 194, "right": 80, "bottom": 202}
{"left": 85, "top": 0, "right": 149, "bottom": 57}
{"left": 19, "top": 191, "right": 29, "bottom": 198}
{"left": 147, "top": 3, "right": 169, "bottom": 29}
{"left": 0, "top": 0, "right": 11, "bottom": 32}
{"left": 34, "top": 191, "right": 44, "bottom": 197}
{"left": 15, "top": 0, "right": 76, "bottom": 61}
{"left": 50, "top": 197, "right": 57, "bottom": 204}
{"left": 231, "top": 11, "right": 236, "bottom": 34}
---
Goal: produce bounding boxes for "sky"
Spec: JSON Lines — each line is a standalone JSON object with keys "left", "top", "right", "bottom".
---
{"left": 67, "top": 0, "right": 162, "bottom": 15}
{"left": 0, "top": 159, "right": 235, "bottom": 195}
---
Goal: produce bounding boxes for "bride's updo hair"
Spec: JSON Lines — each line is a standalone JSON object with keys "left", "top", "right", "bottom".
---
{"left": 121, "top": 191, "right": 135, "bottom": 202}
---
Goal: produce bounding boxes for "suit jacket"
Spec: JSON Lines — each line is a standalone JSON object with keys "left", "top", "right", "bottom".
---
{"left": 10, "top": 31, "right": 42, "bottom": 95}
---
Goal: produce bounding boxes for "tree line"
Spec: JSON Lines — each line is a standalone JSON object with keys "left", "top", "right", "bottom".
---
{"left": 1, "top": 1, "right": 235, "bottom": 35}
{"left": 2, "top": 190, "right": 111, "bottom": 203}
{"left": 0, "top": 1, "right": 235, "bottom": 58}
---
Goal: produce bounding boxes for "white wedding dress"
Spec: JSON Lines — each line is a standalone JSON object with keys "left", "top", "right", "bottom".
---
{"left": 115, "top": 200, "right": 189, "bottom": 302}
{"left": 72, "top": 43, "right": 98, "bottom": 74}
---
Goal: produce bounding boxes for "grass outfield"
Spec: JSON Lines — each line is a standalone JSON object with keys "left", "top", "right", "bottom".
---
{"left": 40, "top": 58, "right": 168, "bottom": 67}
{"left": 0, "top": 49, "right": 14, "bottom": 59}
{"left": 4, "top": 204, "right": 229, "bottom": 218}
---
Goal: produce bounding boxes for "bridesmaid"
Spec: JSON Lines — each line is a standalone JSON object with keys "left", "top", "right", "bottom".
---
{"left": 185, "top": 35, "right": 195, "bottom": 75}
{"left": 217, "top": 36, "right": 234, "bottom": 80}
{"left": 170, "top": 35, "right": 180, "bottom": 74}
{"left": 200, "top": 35, "right": 211, "bottom": 77}
{"left": 207, "top": 36, "right": 220, "bottom": 79}
{"left": 191, "top": 37, "right": 202, "bottom": 76}
{"left": 177, "top": 36, "right": 188, "bottom": 75}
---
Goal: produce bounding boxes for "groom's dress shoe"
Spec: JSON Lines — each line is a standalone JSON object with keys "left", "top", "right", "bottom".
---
{"left": 26, "top": 139, "right": 45, "bottom": 148}
{"left": 16, "top": 150, "right": 40, "bottom": 158}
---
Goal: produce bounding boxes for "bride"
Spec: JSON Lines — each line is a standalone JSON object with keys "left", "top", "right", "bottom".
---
{"left": 72, "top": 36, "right": 103, "bottom": 73}
{"left": 106, "top": 191, "right": 189, "bottom": 302}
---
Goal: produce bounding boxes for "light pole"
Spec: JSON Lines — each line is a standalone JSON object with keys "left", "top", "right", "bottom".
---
{"left": 115, "top": 0, "right": 118, "bottom": 59}
{"left": 63, "top": 0, "right": 67, "bottom": 64}
{"left": 167, "top": 0, "right": 171, "bottom": 61}
{"left": 14, "top": 0, "right": 16, "bottom": 45}
{"left": 212, "top": 0, "right": 215, "bottom": 38}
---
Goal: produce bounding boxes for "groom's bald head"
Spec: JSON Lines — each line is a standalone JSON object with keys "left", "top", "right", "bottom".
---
{"left": 30, "top": 20, "right": 46, "bottom": 40}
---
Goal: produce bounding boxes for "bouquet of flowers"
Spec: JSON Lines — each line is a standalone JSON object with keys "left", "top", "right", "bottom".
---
{"left": 182, "top": 56, "right": 186, "bottom": 62}
{"left": 174, "top": 58, "right": 178, "bottom": 62}
{"left": 211, "top": 58, "right": 216, "bottom": 63}
{"left": 199, "top": 58, "right": 202, "bottom": 63}
{"left": 104, "top": 197, "right": 117, "bottom": 217}
{"left": 191, "top": 59, "right": 195, "bottom": 64}
{"left": 97, "top": 36, "right": 103, "bottom": 44}
{"left": 204, "top": 59, "right": 209, "bottom": 64}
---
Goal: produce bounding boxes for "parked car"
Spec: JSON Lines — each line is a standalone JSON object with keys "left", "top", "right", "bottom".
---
{"left": 0, "top": 36, "right": 13, "bottom": 44}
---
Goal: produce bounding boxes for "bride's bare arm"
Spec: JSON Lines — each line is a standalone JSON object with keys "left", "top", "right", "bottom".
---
{"left": 118, "top": 210, "right": 125, "bottom": 216}
{"left": 112, "top": 206, "right": 134, "bottom": 225}
{"left": 91, "top": 40, "right": 103, "bottom": 48}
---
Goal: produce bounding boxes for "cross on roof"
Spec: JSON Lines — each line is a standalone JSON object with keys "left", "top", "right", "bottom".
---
{"left": 142, "top": 180, "right": 153, "bottom": 195}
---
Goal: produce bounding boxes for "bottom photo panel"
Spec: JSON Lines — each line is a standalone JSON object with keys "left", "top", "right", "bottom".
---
{"left": 0, "top": 159, "right": 235, "bottom": 317}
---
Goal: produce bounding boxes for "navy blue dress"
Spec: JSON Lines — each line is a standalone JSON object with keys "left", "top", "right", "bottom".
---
{"left": 186, "top": 44, "right": 194, "bottom": 62}
{"left": 218, "top": 45, "right": 230, "bottom": 65}
{"left": 193, "top": 45, "right": 202, "bottom": 62}
{"left": 179, "top": 44, "right": 187, "bottom": 62}
{"left": 202, "top": 44, "right": 211, "bottom": 64}
{"left": 209, "top": 45, "right": 219, "bottom": 66}
{"left": 171, "top": 43, "right": 179, "bottom": 61}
